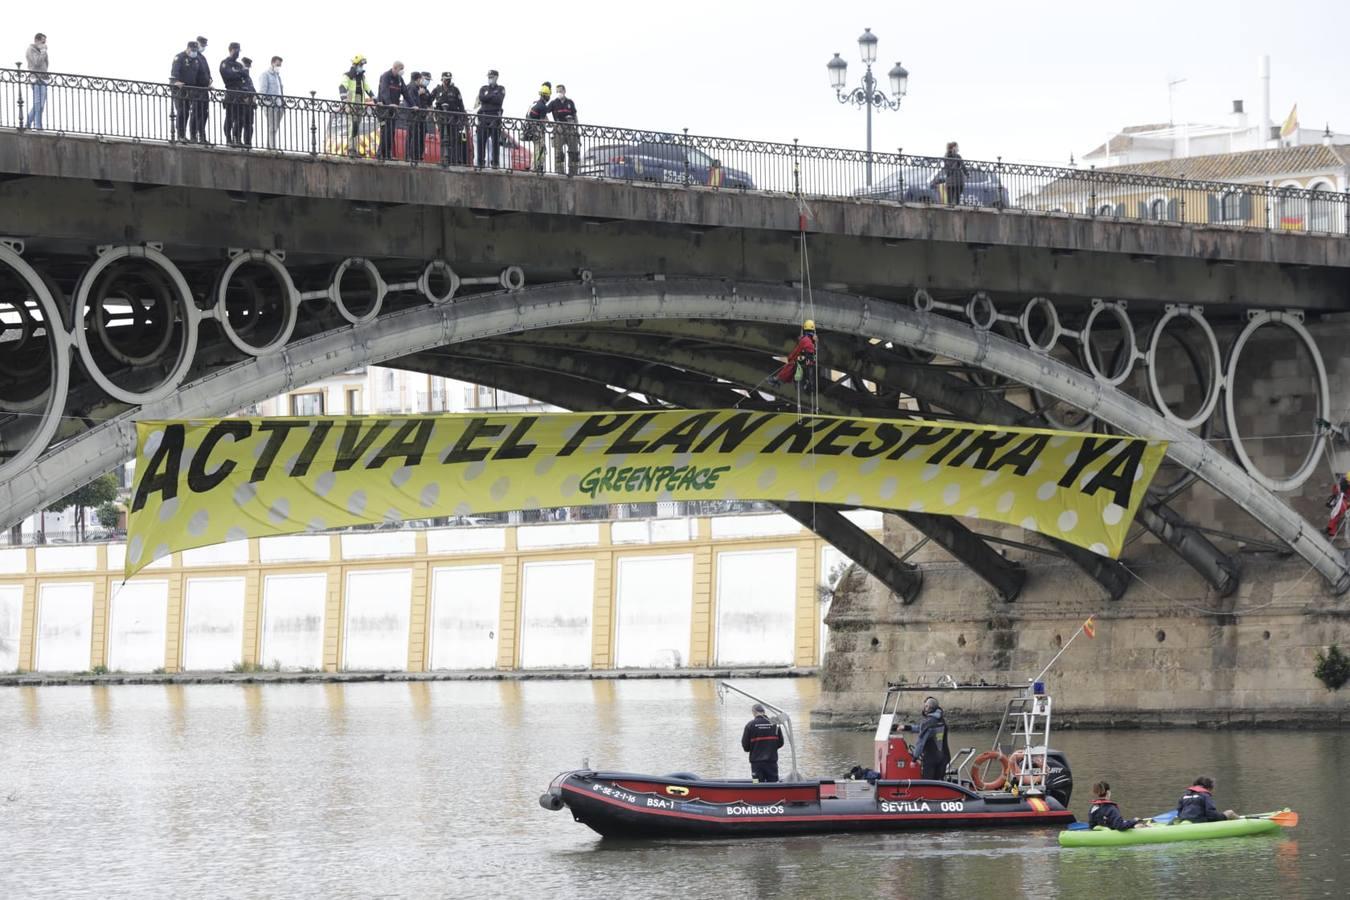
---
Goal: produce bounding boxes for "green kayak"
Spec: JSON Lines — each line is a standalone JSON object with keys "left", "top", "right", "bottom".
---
{"left": 1059, "top": 817, "right": 1281, "bottom": 847}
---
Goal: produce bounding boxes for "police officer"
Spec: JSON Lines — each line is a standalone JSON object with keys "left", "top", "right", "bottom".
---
{"left": 740, "top": 703, "right": 784, "bottom": 783}
{"left": 525, "top": 82, "right": 551, "bottom": 173}
{"left": 219, "top": 42, "right": 249, "bottom": 147}
{"left": 376, "top": 61, "right": 407, "bottom": 160}
{"left": 431, "top": 72, "right": 466, "bottom": 166}
{"left": 474, "top": 69, "right": 505, "bottom": 168}
{"left": 405, "top": 71, "right": 432, "bottom": 162}
{"left": 902, "top": 696, "right": 951, "bottom": 782}
{"left": 546, "top": 83, "right": 579, "bottom": 175}
{"left": 191, "top": 36, "right": 213, "bottom": 142}
{"left": 169, "top": 40, "right": 206, "bottom": 142}
{"left": 339, "top": 55, "right": 375, "bottom": 157}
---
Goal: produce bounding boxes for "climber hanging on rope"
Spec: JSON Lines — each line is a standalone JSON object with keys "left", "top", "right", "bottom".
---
{"left": 777, "top": 319, "right": 818, "bottom": 386}
{"left": 1327, "top": 471, "right": 1350, "bottom": 539}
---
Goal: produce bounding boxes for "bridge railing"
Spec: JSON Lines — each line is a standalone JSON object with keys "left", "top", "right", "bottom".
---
{"left": 4, "top": 67, "right": 1348, "bottom": 236}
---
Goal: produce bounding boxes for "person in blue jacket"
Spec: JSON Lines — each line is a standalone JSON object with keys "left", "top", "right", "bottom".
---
{"left": 901, "top": 696, "right": 951, "bottom": 781}
{"left": 1088, "top": 781, "right": 1140, "bottom": 830}
{"left": 1176, "top": 776, "right": 1238, "bottom": 822}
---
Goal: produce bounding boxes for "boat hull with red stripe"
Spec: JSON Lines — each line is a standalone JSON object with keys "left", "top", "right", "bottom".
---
{"left": 542, "top": 770, "right": 1075, "bottom": 838}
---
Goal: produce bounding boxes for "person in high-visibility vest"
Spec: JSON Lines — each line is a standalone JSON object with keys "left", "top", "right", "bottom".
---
{"left": 776, "top": 319, "right": 817, "bottom": 383}
{"left": 338, "top": 55, "right": 374, "bottom": 156}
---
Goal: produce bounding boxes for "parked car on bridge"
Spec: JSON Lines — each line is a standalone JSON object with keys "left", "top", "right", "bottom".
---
{"left": 854, "top": 162, "right": 1009, "bottom": 208}
{"left": 323, "top": 113, "right": 531, "bottom": 169}
{"left": 580, "top": 141, "right": 755, "bottom": 189}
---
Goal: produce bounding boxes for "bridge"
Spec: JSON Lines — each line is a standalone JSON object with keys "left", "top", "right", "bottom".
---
{"left": 3, "top": 68, "right": 1350, "bottom": 613}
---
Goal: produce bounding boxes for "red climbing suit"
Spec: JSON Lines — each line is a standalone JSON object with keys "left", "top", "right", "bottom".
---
{"left": 776, "top": 333, "right": 817, "bottom": 383}
{"left": 1328, "top": 474, "right": 1350, "bottom": 539}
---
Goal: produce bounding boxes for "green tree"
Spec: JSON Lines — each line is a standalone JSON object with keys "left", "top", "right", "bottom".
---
{"left": 45, "top": 473, "right": 119, "bottom": 542}
{"left": 95, "top": 501, "right": 122, "bottom": 531}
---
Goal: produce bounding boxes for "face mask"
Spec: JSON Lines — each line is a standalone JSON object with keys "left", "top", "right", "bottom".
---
{"left": 188, "top": 50, "right": 198, "bottom": 58}
{"left": 488, "top": 77, "right": 498, "bottom": 85}
{"left": 357, "top": 65, "right": 365, "bottom": 73}
{"left": 37, "top": 41, "right": 46, "bottom": 48}
{"left": 558, "top": 93, "right": 565, "bottom": 99}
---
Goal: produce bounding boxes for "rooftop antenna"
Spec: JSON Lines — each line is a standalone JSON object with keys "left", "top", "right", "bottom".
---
{"left": 1167, "top": 77, "right": 1188, "bottom": 127}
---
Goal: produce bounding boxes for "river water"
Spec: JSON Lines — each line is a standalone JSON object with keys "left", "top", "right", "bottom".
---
{"left": 0, "top": 677, "right": 1344, "bottom": 899}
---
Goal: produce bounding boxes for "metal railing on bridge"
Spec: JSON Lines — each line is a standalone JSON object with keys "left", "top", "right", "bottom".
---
{"left": 3, "top": 67, "right": 1348, "bottom": 236}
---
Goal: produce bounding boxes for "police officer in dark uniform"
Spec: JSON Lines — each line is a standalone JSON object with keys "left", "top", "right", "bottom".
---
{"left": 431, "top": 72, "right": 466, "bottom": 166}
{"left": 219, "top": 42, "right": 249, "bottom": 147}
{"left": 169, "top": 40, "right": 207, "bottom": 142}
{"left": 404, "top": 71, "right": 432, "bottom": 162}
{"left": 740, "top": 703, "right": 785, "bottom": 783}
{"left": 475, "top": 69, "right": 505, "bottom": 168}
{"left": 376, "top": 61, "right": 407, "bottom": 160}
{"left": 191, "top": 36, "right": 213, "bottom": 142}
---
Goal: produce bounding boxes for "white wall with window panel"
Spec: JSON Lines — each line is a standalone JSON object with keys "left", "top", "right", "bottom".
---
{"left": 614, "top": 555, "right": 694, "bottom": 668}
{"left": 0, "top": 585, "right": 24, "bottom": 671}
{"left": 35, "top": 582, "right": 94, "bottom": 672}
{"left": 343, "top": 569, "right": 412, "bottom": 671}
{"left": 261, "top": 573, "right": 327, "bottom": 670}
{"left": 519, "top": 560, "right": 594, "bottom": 669}
{"left": 182, "top": 577, "right": 246, "bottom": 670}
{"left": 428, "top": 564, "right": 501, "bottom": 670}
{"left": 108, "top": 580, "right": 168, "bottom": 672}
{"left": 714, "top": 549, "right": 796, "bottom": 666}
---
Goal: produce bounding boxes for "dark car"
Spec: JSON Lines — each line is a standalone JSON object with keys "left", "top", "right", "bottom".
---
{"left": 580, "top": 141, "right": 755, "bottom": 189}
{"left": 855, "top": 162, "right": 1009, "bottom": 208}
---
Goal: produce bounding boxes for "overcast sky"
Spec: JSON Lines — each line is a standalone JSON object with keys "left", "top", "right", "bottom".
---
{"left": 10, "top": 0, "right": 1348, "bottom": 165}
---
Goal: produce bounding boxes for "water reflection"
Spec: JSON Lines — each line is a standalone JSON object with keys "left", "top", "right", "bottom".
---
{"left": 0, "top": 679, "right": 1344, "bottom": 899}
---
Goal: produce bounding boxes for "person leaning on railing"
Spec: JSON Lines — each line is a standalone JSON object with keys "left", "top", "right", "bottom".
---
{"left": 258, "top": 57, "right": 284, "bottom": 150}
{"left": 24, "top": 33, "right": 49, "bottom": 130}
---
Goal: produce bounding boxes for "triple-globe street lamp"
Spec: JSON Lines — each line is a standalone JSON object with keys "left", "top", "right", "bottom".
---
{"left": 826, "top": 27, "right": 909, "bottom": 187}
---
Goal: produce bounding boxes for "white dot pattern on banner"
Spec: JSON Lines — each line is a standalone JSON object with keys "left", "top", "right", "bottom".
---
{"left": 942, "top": 484, "right": 961, "bottom": 506}
{"left": 1036, "top": 481, "right": 1057, "bottom": 501}
{"left": 879, "top": 477, "right": 898, "bottom": 499}
{"left": 454, "top": 501, "right": 472, "bottom": 516}
{"left": 980, "top": 470, "right": 1000, "bottom": 487}
{"left": 523, "top": 496, "right": 540, "bottom": 510}
{"left": 674, "top": 453, "right": 692, "bottom": 468}
{"left": 921, "top": 465, "right": 940, "bottom": 482}
{"left": 534, "top": 456, "right": 555, "bottom": 476}
{"left": 785, "top": 489, "right": 801, "bottom": 502}
{"left": 1090, "top": 542, "right": 1109, "bottom": 556}
{"left": 1064, "top": 450, "right": 1078, "bottom": 467}
{"left": 144, "top": 430, "right": 164, "bottom": 456}
{"left": 391, "top": 466, "right": 413, "bottom": 487}
{"left": 1020, "top": 516, "right": 1038, "bottom": 532}
{"left": 128, "top": 535, "right": 144, "bottom": 564}
{"left": 1103, "top": 503, "right": 1124, "bottom": 525}
{"left": 251, "top": 440, "right": 267, "bottom": 460}
{"left": 347, "top": 490, "right": 367, "bottom": 516}
{"left": 1058, "top": 510, "right": 1078, "bottom": 532}
{"left": 735, "top": 452, "right": 757, "bottom": 469}
{"left": 584, "top": 438, "right": 607, "bottom": 454}
{"left": 382, "top": 508, "right": 401, "bottom": 524}
{"left": 315, "top": 471, "right": 337, "bottom": 496}
{"left": 464, "top": 460, "right": 486, "bottom": 481}
{"left": 152, "top": 543, "right": 170, "bottom": 561}
{"left": 560, "top": 474, "right": 580, "bottom": 497}
{"left": 490, "top": 477, "right": 510, "bottom": 501}
{"left": 158, "top": 496, "right": 180, "bottom": 522}
{"left": 187, "top": 509, "right": 210, "bottom": 536}
{"left": 226, "top": 526, "right": 248, "bottom": 542}
{"left": 233, "top": 482, "right": 257, "bottom": 505}
{"left": 846, "top": 493, "right": 862, "bottom": 507}
{"left": 284, "top": 454, "right": 299, "bottom": 475}
{"left": 420, "top": 483, "right": 440, "bottom": 507}
{"left": 1028, "top": 458, "right": 1043, "bottom": 475}
{"left": 818, "top": 471, "right": 838, "bottom": 492}
{"left": 757, "top": 468, "right": 777, "bottom": 489}
{"left": 307, "top": 518, "right": 326, "bottom": 532}
{"left": 658, "top": 490, "right": 674, "bottom": 502}
{"left": 268, "top": 498, "right": 290, "bottom": 525}
{"left": 997, "top": 492, "right": 1015, "bottom": 513}
{"left": 1079, "top": 471, "right": 1094, "bottom": 489}
{"left": 1049, "top": 436, "right": 1068, "bottom": 448}
{"left": 908, "top": 500, "right": 924, "bottom": 512}
{"left": 859, "top": 457, "right": 881, "bottom": 475}
{"left": 1133, "top": 464, "right": 1144, "bottom": 483}
{"left": 798, "top": 456, "right": 815, "bottom": 471}
{"left": 965, "top": 507, "right": 981, "bottom": 519}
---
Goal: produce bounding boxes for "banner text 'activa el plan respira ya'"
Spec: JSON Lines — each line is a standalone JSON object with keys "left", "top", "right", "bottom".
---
{"left": 124, "top": 410, "right": 1167, "bottom": 578}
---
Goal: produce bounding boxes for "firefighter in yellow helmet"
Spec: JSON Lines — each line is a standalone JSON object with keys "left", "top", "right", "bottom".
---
{"left": 776, "top": 319, "right": 817, "bottom": 384}
{"left": 339, "top": 55, "right": 374, "bottom": 156}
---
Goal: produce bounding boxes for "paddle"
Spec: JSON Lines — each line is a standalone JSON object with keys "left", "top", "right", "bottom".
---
{"left": 1242, "top": 808, "right": 1299, "bottom": 827}
{"left": 1068, "top": 808, "right": 1175, "bottom": 831}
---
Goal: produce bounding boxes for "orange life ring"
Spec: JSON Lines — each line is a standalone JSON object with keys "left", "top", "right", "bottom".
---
{"left": 970, "top": 751, "right": 1010, "bottom": 790}
{"left": 1009, "top": 750, "right": 1046, "bottom": 785}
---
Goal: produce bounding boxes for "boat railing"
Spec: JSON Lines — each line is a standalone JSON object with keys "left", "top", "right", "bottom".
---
{"left": 717, "top": 680, "right": 802, "bottom": 782}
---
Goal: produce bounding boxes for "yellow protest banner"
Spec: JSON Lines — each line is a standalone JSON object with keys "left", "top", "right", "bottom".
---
{"left": 125, "top": 411, "right": 1167, "bottom": 577}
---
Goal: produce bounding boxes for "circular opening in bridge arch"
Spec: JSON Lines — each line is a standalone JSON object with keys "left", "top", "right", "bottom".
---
{"left": 1146, "top": 309, "right": 1221, "bottom": 430}
{"left": 328, "top": 258, "right": 386, "bottom": 324}
{"left": 1081, "top": 302, "right": 1136, "bottom": 386}
{"left": 72, "top": 248, "right": 199, "bottom": 405}
{"left": 1224, "top": 312, "right": 1328, "bottom": 492}
{"left": 215, "top": 253, "right": 298, "bottom": 356}
{"left": 0, "top": 246, "right": 70, "bottom": 481}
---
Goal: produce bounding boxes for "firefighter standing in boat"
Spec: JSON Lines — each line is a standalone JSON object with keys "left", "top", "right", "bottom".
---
{"left": 741, "top": 703, "right": 785, "bottom": 783}
{"left": 902, "top": 696, "right": 952, "bottom": 782}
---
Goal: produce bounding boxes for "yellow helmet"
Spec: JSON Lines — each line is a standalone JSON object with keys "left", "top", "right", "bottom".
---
{"left": 351, "top": 54, "right": 368, "bottom": 66}
{"left": 803, "top": 319, "right": 816, "bottom": 331}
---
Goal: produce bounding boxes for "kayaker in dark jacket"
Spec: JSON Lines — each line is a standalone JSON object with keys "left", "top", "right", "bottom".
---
{"left": 902, "top": 696, "right": 951, "bottom": 781}
{"left": 740, "top": 703, "right": 784, "bottom": 783}
{"left": 1088, "top": 781, "right": 1139, "bottom": 830}
{"left": 1176, "top": 776, "right": 1237, "bottom": 822}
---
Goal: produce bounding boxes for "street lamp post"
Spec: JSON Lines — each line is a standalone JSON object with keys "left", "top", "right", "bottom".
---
{"left": 827, "top": 28, "right": 908, "bottom": 187}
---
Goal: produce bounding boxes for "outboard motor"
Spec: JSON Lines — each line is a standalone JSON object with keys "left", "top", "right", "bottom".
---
{"left": 1043, "top": 750, "right": 1073, "bottom": 807}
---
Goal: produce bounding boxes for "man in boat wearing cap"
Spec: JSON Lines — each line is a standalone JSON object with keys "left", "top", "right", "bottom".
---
{"left": 902, "top": 696, "right": 951, "bottom": 782}
{"left": 741, "top": 703, "right": 784, "bottom": 783}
